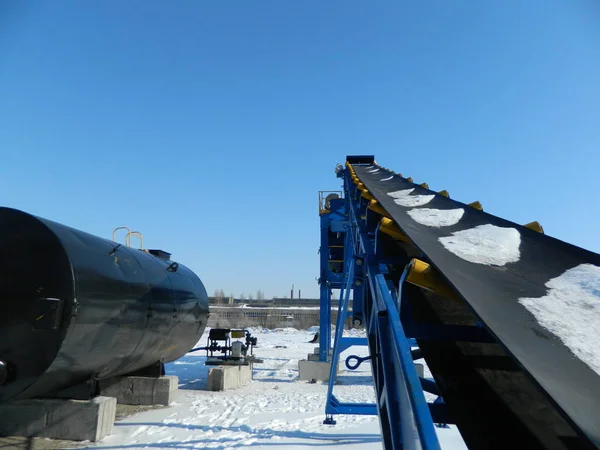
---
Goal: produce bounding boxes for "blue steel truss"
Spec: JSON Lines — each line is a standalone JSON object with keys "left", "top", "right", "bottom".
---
{"left": 318, "top": 165, "right": 448, "bottom": 450}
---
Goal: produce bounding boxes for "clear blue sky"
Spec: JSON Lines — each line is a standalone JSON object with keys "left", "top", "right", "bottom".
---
{"left": 1, "top": 1, "right": 599, "bottom": 299}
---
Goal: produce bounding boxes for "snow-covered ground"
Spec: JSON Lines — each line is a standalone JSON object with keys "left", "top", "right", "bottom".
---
{"left": 86, "top": 327, "right": 466, "bottom": 449}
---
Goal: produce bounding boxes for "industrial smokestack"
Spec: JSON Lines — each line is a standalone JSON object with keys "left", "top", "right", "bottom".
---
{"left": 299, "top": 289, "right": 301, "bottom": 299}
{"left": 291, "top": 284, "right": 294, "bottom": 299}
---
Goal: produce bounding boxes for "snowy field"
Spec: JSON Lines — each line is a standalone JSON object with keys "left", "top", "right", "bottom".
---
{"left": 85, "top": 327, "right": 466, "bottom": 449}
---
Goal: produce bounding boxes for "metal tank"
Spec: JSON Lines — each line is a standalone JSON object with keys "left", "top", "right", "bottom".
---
{"left": 0, "top": 207, "right": 209, "bottom": 404}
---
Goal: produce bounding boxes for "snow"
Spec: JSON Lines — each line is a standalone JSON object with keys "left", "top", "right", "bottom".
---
{"left": 407, "top": 208, "right": 465, "bottom": 228}
{"left": 386, "top": 188, "right": 434, "bottom": 207}
{"left": 387, "top": 188, "right": 415, "bottom": 198}
{"left": 368, "top": 169, "right": 380, "bottom": 173}
{"left": 87, "top": 327, "right": 466, "bottom": 449}
{"left": 394, "top": 195, "right": 435, "bottom": 208}
{"left": 519, "top": 264, "right": 600, "bottom": 376}
{"left": 439, "top": 224, "right": 521, "bottom": 266}
{"left": 380, "top": 176, "right": 394, "bottom": 181}
{"left": 216, "top": 305, "right": 324, "bottom": 310}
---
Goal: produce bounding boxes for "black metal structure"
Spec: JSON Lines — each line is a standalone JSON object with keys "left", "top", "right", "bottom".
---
{"left": 188, "top": 328, "right": 260, "bottom": 365}
{"left": 0, "top": 207, "right": 209, "bottom": 404}
{"left": 350, "top": 162, "right": 600, "bottom": 449}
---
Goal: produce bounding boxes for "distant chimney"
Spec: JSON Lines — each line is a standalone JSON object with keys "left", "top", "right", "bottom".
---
{"left": 291, "top": 284, "right": 294, "bottom": 299}
{"left": 299, "top": 289, "right": 301, "bottom": 299}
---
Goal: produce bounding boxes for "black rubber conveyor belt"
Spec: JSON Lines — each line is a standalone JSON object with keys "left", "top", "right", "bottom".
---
{"left": 353, "top": 163, "right": 600, "bottom": 448}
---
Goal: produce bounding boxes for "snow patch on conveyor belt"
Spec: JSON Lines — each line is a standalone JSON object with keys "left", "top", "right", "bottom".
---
{"left": 519, "top": 264, "right": 600, "bottom": 376}
{"left": 395, "top": 195, "right": 434, "bottom": 207}
{"left": 387, "top": 188, "right": 435, "bottom": 207}
{"left": 439, "top": 224, "right": 521, "bottom": 266}
{"left": 381, "top": 175, "right": 394, "bottom": 181}
{"left": 388, "top": 188, "right": 415, "bottom": 198}
{"left": 396, "top": 195, "right": 435, "bottom": 207}
{"left": 407, "top": 208, "right": 464, "bottom": 227}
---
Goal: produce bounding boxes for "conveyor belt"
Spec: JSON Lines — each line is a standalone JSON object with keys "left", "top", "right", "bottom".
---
{"left": 352, "top": 163, "right": 600, "bottom": 448}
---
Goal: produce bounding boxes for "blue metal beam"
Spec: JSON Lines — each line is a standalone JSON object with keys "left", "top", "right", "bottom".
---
{"left": 319, "top": 166, "right": 444, "bottom": 450}
{"left": 318, "top": 213, "right": 332, "bottom": 362}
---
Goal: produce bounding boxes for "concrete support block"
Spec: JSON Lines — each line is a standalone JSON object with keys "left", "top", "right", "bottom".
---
{"left": 0, "top": 396, "right": 116, "bottom": 442}
{"left": 307, "top": 353, "right": 321, "bottom": 362}
{"left": 298, "top": 360, "right": 339, "bottom": 382}
{"left": 99, "top": 375, "right": 178, "bottom": 406}
{"left": 207, "top": 365, "right": 253, "bottom": 391}
{"left": 415, "top": 363, "right": 424, "bottom": 378}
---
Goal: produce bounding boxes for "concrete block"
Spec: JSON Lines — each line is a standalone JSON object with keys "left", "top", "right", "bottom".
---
{"left": 0, "top": 396, "right": 116, "bottom": 442}
{"left": 298, "top": 360, "right": 339, "bottom": 382}
{"left": 207, "top": 365, "right": 252, "bottom": 391}
{"left": 415, "top": 363, "right": 424, "bottom": 378}
{"left": 99, "top": 375, "right": 178, "bottom": 406}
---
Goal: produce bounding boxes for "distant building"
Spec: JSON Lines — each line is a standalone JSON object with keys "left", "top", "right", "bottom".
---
{"left": 207, "top": 297, "right": 346, "bottom": 308}
{"left": 205, "top": 296, "right": 354, "bottom": 329}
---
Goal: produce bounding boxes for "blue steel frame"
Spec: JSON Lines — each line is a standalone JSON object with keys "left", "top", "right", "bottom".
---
{"left": 319, "top": 165, "right": 444, "bottom": 450}
{"left": 318, "top": 192, "right": 345, "bottom": 362}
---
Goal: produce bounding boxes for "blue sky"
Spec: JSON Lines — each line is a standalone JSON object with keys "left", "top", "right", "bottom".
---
{"left": 1, "top": 1, "right": 599, "bottom": 299}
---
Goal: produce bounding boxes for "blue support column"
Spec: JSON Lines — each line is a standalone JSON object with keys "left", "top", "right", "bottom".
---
{"left": 318, "top": 192, "right": 346, "bottom": 362}
{"left": 317, "top": 162, "right": 445, "bottom": 449}
{"left": 325, "top": 252, "right": 355, "bottom": 403}
{"left": 318, "top": 213, "right": 332, "bottom": 362}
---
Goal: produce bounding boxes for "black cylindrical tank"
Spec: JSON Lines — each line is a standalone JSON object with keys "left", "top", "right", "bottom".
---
{"left": 0, "top": 207, "right": 209, "bottom": 404}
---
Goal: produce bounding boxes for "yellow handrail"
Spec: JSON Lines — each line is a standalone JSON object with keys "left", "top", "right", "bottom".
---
{"left": 126, "top": 231, "right": 144, "bottom": 249}
{"left": 112, "top": 226, "right": 131, "bottom": 245}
